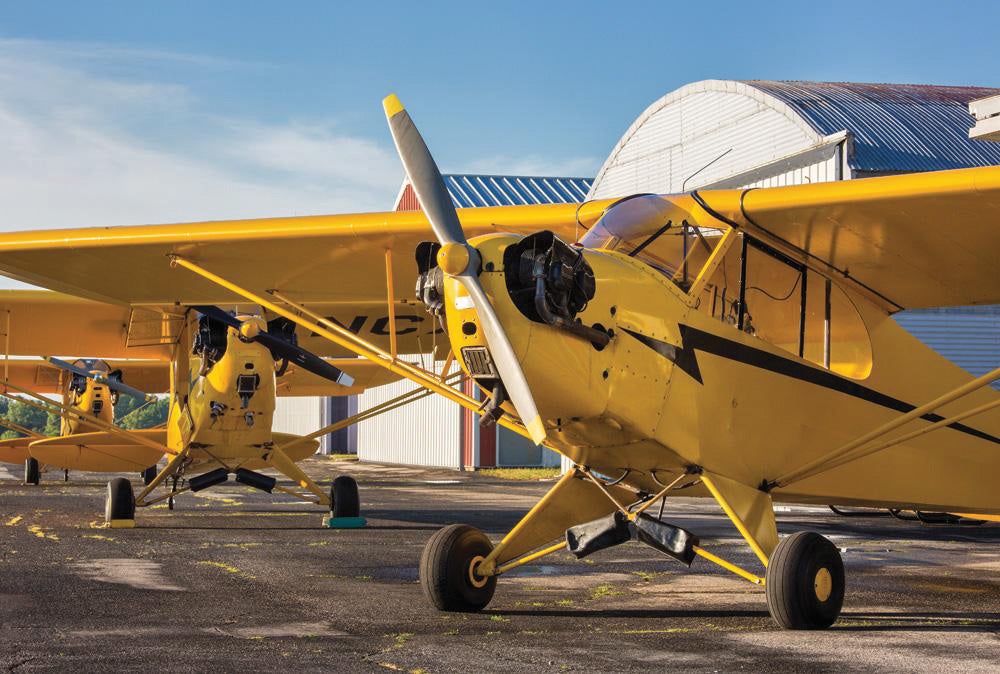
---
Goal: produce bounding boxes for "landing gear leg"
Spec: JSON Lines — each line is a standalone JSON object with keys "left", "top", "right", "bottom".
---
{"left": 765, "top": 531, "right": 844, "bottom": 629}
{"left": 168, "top": 475, "right": 179, "bottom": 510}
{"left": 24, "top": 458, "right": 39, "bottom": 486}
{"left": 420, "top": 524, "right": 496, "bottom": 612}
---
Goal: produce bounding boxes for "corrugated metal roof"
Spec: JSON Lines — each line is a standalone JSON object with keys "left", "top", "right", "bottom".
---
{"left": 395, "top": 175, "right": 593, "bottom": 211}
{"left": 745, "top": 81, "right": 1000, "bottom": 173}
{"left": 894, "top": 307, "right": 1000, "bottom": 388}
{"left": 443, "top": 175, "right": 592, "bottom": 208}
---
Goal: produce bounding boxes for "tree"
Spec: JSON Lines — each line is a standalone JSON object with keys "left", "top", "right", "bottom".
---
{"left": 117, "top": 397, "right": 170, "bottom": 430}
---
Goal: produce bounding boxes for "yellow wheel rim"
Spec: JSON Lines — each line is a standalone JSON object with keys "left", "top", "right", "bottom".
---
{"left": 814, "top": 567, "right": 833, "bottom": 602}
{"left": 468, "top": 555, "right": 488, "bottom": 589}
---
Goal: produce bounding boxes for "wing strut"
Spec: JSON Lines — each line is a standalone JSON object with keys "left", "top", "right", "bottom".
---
{"left": 168, "top": 255, "right": 545, "bottom": 450}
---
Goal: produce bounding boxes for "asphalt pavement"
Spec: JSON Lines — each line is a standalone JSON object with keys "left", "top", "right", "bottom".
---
{"left": 1, "top": 458, "right": 998, "bottom": 672}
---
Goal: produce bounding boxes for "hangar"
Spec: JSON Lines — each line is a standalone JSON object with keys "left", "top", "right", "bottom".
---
{"left": 308, "top": 80, "right": 1000, "bottom": 469}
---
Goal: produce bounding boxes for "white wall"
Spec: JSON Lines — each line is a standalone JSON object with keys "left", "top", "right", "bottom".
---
{"left": 589, "top": 80, "right": 842, "bottom": 199}
{"left": 272, "top": 397, "right": 326, "bottom": 453}
{"left": 356, "top": 372, "right": 462, "bottom": 469}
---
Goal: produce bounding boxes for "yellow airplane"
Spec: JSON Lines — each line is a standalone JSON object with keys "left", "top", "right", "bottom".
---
{"left": 0, "top": 291, "right": 401, "bottom": 526}
{"left": 0, "top": 356, "right": 169, "bottom": 485}
{"left": 1, "top": 96, "right": 999, "bottom": 630}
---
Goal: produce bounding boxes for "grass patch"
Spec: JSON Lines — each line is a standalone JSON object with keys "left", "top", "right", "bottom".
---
{"left": 328, "top": 453, "right": 360, "bottom": 462}
{"left": 478, "top": 467, "right": 560, "bottom": 481}
{"left": 590, "top": 584, "right": 623, "bottom": 600}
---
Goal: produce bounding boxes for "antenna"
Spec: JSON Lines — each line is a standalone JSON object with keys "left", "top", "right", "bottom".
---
{"left": 681, "top": 148, "right": 733, "bottom": 192}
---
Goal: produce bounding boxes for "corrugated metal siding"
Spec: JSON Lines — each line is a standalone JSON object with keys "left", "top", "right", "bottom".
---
{"left": 893, "top": 307, "right": 1000, "bottom": 387}
{"left": 745, "top": 81, "right": 1000, "bottom": 172}
{"left": 272, "top": 397, "right": 327, "bottom": 453}
{"left": 395, "top": 175, "right": 592, "bottom": 211}
{"left": 356, "top": 369, "right": 461, "bottom": 469}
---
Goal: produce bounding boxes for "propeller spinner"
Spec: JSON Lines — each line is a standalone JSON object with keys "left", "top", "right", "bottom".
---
{"left": 383, "top": 94, "right": 547, "bottom": 445}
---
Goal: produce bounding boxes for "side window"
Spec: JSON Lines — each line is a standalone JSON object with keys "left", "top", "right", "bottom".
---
{"left": 696, "top": 234, "right": 872, "bottom": 379}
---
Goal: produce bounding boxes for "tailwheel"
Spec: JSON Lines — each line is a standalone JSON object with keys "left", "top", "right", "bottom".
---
{"left": 331, "top": 475, "right": 360, "bottom": 518}
{"left": 104, "top": 477, "right": 136, "bottom": 528}
{"left": 141, "top": 465, "right": 158, "bottom": 486}
{"left": 765, "top": 531, "right": 844, "bottom": 630}
{"left": 420, "top": 524, "right": 496, "bottom": 612}
{"left": 24, "top": 458, "right": 40, "bottom": 486}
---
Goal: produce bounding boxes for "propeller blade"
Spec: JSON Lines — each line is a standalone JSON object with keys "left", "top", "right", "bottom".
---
{"left": 383, "top": 94, "right": 546, "bottom": 445}
{"left": 190, "top": 306, "right": 355, "bottom": 387}
{"left": 253, "top": 330, "right": 355, "bottom": 387}
{"left": 191, "top": 305, "right": 242, "bottom": 330}
{"left": 383, "top": 95, "right": 465, "bottom": 247}
{"left": 45, "top": 356, "right": 156, "bottom": 402}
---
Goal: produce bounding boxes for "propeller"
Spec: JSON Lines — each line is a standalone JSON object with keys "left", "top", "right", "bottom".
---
{"left": 191, "top": 306, "right": 355, "bottom": 387}
{"left": 382, "top": 94, "right": 546, "bottom": 445}
{"left": 44, "top": 356, "right": 157, "bottom": 402}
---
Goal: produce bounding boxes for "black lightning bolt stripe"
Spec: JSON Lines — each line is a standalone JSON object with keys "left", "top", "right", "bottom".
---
{"left": 622, "top": 325, "right": 1000, "bottom": 446}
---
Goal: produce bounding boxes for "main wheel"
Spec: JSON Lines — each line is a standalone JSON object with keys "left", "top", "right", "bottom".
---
{"left": 141, "top": 465, "right": 158, "bottom": 486}
{"left": 765, "top": 531, "right": 844, "bottom": 629}
{"left": 330, "top": 475, "right": 360, "bottom": 518}
{"left": 420, "top": 524, "right": 496, "bottom": 612}
{"left": 24, "top": 458, "right": 40, "bottom": 486}
{"left": 104, "top": 477, "right": 136, "bottom": 524}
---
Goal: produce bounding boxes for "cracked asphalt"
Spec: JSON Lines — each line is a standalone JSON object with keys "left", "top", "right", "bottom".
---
{"left": 1, "top": 457, "right": 998, "bottom": 672}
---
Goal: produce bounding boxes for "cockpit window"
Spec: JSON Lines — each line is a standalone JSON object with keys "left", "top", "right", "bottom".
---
{"left": 580, "top": 194, "right": 729, "bottom": 290}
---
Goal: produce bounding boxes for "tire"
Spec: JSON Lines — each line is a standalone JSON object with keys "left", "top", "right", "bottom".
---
{"left": 104, "top": 477, "right": 136, "bottom": 523}
{"left": 141, "top": 465, "right": 158, "bottom": 486}
{"left": 24, "top": 458, "right": 40, "bottom": 486}
{"left": 420, "top": 524, "right": 496, "bottom": 612}
{"left": 765, "top": 531, "right": 845, "bottom": 629}
{"left": 331, "top": 475, "right": 360, "bottom": 518}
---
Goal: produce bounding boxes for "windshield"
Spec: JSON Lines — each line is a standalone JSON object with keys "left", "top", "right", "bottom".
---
{"left": 581, "top": 194, "right": 730, "bottom": 291}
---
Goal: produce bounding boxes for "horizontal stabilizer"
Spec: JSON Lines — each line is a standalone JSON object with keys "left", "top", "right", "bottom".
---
{"left": 28, "top": 429, "right": 166, "bottom": 472}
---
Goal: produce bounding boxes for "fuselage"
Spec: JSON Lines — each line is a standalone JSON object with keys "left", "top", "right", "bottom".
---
{"left": 167, "top": 314, "right": 316, "bottom": 470}
{"left": 446, "top": 232, "right": 1000, "bottom": 515}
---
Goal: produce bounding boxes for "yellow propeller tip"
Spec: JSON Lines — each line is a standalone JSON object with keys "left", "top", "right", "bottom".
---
{"left": 526, "top": 416, "right": 547, "bottom": 446}
{"left": 382, "top": 94, "right": 405, "bottom": 119}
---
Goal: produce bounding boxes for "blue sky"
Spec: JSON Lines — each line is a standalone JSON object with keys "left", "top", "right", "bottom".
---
{"left": 0, "top": 1, "right": 998, "bottom": 228}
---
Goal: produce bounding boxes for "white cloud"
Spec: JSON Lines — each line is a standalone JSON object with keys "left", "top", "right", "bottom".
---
{"left": 0, "top": 39, "right": 403, "bottom": 231}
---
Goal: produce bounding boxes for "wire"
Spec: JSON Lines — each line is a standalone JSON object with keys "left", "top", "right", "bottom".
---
{"left": 746, "top": 273, "right": 801, "bottom": 302}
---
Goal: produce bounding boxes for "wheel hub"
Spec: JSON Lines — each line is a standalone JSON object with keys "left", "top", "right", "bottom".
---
{"left": 813, "top": 567, "right": 833, "bottom": 602}
{"left": 467, "top": 554, "right": 489, "bottom": 589}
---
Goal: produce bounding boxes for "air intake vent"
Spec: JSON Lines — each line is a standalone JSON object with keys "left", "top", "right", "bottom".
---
{"left": 461, "top": 346, "right": 498, "bottom": 380}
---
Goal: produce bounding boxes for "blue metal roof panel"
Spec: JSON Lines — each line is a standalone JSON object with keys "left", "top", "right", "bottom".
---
{"left": 441, "top": 175, "right": 593, "bottom": 208}
{"left": 744, "top": 81, "right": 1000, "bottom": 173}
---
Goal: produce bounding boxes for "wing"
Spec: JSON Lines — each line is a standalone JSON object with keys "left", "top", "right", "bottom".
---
{"left": 0, "top": 204, "right": 607, "bottom": 357}
{"left": 0, "top": 204, "right": 602, "bottom": 304}
{"left": 0, "top": 290, "right": 171, "bottom": 360}
{"left": 701, "top": 165, "right": 1000, "bottom": 310}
